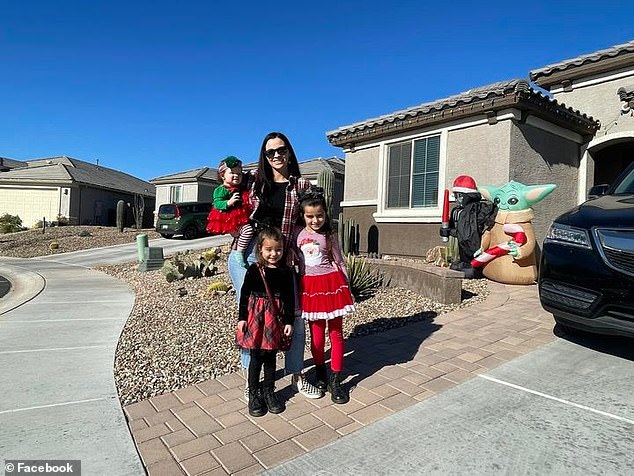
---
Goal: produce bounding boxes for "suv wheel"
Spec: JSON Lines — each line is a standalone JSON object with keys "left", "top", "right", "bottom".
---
{"left": 160, "top": 233, "right": 172, "bottom": 239}
{"left": 183, "top": 225, "right": 198, "bottom": 240}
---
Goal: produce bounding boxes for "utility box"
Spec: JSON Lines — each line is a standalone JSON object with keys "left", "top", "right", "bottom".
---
{"left": 136, "top": 233, "right": 148, "bottom": 262}
{"left": 138, "top": 247, "right": 165, "bottom": 272}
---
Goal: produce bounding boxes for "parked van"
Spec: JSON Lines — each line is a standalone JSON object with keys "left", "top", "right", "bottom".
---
{"left": 155, "top": 202, "right": 213, "bottom": 239}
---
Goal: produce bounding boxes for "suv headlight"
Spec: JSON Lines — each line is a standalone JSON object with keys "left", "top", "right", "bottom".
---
{"left": 545, "top": 223, "right": 591, "bottom": 248}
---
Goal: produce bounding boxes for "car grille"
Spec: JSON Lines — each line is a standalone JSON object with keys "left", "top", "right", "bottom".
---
{"left": 594, "top": 228, "right": 634, "bottom": 277}
{"left": 539, "top": 280, "right": 599, "bottom": 311}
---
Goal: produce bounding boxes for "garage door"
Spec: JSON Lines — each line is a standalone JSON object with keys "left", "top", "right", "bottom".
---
{"left": 0, "top": 187, "right": 60, "bottom": 227}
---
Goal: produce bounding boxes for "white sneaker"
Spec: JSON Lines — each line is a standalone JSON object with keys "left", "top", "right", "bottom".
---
{"left": 243, "top": 384, "right": 250, "bottom": 402}
{"left": 291, "top": 375, "right": 324, "bottom": 399}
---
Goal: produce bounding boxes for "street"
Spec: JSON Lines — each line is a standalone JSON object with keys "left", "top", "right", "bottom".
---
{"left": 35, "top": 234, "right": 233, "bottom": 266}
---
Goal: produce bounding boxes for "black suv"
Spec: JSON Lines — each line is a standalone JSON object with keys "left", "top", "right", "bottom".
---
{"left": 155, "top": 202, "right": 213, "bottom": 240}
{"left": 539, "top": 162, "right": 634, "bottom": 338}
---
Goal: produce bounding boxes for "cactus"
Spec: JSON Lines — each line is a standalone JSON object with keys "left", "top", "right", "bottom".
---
{"left": 338, "top": 216, "right": 359, "bottom": 256}
{"left": 338, "top": 212, "right": 345, "bottom": 251}
{"left": 116, "top": 200, "right": 126, "bottom": 232}
{"left": 317, "top": 168, "right": 335, "bottom": 222}
{"left": 160, "top": 248, "right": 222, "bottom": 282}
{"left": 49, "top": 241, "right": 59, "bottom": 251}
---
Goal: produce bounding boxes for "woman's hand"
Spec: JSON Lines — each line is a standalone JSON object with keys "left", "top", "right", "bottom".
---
{"left": 237, "top": 321, "right": 246, "bottom": 333}
{"left": 283, "top": 324, "right": 293, "bottom": 337}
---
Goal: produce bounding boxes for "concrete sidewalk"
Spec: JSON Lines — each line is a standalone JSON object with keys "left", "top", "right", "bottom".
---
{"left": 0, "top": 257, "right": 144, "bottom": 475}
{"left": 0, "top": 234, "right": 232, "bottom": 474}
{"left": 124, "top": 282, "right": 557, "bottom": 475}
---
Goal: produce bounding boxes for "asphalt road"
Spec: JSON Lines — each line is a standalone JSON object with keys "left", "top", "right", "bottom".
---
{"left": 269, "top": 330, "right": 634, "bottom": 475}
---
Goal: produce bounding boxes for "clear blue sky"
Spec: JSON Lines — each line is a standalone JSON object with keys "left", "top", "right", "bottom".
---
{"left": 2, "top": 0, "right": 632, "bottom": 181}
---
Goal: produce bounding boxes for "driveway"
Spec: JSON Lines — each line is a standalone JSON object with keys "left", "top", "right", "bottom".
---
{"left": 268, "top": 333, "right": 634, "bottom": 475}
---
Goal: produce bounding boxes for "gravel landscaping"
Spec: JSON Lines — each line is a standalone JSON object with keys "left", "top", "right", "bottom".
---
{"left": 97, "top": 250, "right": 489, "bottom": 406}
{"left": 0, "top": 226, "right": 489, "bottom": 406}
{"left": 0, "top": 226, "right": 162, "bottom": 258}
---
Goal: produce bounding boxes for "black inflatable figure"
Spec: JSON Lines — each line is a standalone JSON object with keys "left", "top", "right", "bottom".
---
{"left": 439, "top": 175, "right": 497, "bottom": 279}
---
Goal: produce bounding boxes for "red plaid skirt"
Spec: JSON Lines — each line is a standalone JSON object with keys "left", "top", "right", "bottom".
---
{"left": 300, "top": 270, "right": 355, "bottom": 321}
{"left": 236, "top": 293, "right": 290, "bottom": 351}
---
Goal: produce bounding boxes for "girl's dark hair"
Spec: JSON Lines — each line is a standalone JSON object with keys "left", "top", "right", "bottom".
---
{"left": 254, "top": 132, "right": 302, "bottom": 199}
{"left": 298, "top": 190, "right": 333, "bottom": 235}
{"left": 255, "top": 226, "right": 285, "bottom": 266}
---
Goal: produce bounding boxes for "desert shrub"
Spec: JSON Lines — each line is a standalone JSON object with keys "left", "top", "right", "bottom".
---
{"left": 0, "top": 214, "right": 25, "bottom": 234}
{"left": 160, "top": 248, "right": 222, "bottom": 282}
{"left": 78, "top": 229, "right": 92, "bottom": 237}
{"left": 345, "top": 255, "right": 387, "bottom": 301}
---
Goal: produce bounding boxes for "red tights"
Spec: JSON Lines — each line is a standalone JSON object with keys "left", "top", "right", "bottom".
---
{"left": 309, "top": 317, "right": 344, "bottom": 372}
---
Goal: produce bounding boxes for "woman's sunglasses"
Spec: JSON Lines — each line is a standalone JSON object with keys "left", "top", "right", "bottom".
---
{"left": 264, "top": 146, "right": 289, "bottom": 159}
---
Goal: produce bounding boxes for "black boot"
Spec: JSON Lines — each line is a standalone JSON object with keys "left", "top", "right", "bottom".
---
{"left": 328, "top": 372, "right": 349, "bottom": 404}
{"left": 262, "top": 386, "right": 285, "bottom": 414}
{"left": 314, "top": 364, "right": 328, "bottom": 391}
{"left": 248, "top": 386, "right": 267, "bottom": 417}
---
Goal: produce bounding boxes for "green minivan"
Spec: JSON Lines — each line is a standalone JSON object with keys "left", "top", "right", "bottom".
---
{"left": 155, "top": 202, "right": 213, "bottom": 239}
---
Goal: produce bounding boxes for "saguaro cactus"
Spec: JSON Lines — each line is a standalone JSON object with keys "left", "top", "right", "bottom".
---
{"left": 317, "top": 168, "right": 335, "bottom": 221}
{"left": 116, "top": 200, "right": 126, "bottom": 232}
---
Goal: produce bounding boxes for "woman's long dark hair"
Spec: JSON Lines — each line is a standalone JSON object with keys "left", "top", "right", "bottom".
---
{"left": 254, "top": 131, "right": 302, "bottom": 199}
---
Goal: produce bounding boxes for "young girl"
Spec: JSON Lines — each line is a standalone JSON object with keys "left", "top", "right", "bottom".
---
{"left": 236, "top": 227, "right": 295, "bottom": 417}
{"left": 295, "top": 188, "right": 355, "bottom": 404}
{"left": 206, "top": 156, "right": 254, "bottom": 266}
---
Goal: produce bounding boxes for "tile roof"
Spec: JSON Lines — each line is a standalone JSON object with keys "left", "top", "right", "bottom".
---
{"left": 150, "top": 167, "right": 218, "bottom": 184}
{"left": 0, "top": 157, "right": 26, "bottom": 170}
{"left": 327, "top": 79, "right": 599, "bottom": 146}
{"left": 0, "top": 156, "right": 155, "bottom": 196}
{"left": 530, "top": 39, "right": 634, "bottom": 87}
{"left": 298, "top": 157, "right": 345, "bottom": 177}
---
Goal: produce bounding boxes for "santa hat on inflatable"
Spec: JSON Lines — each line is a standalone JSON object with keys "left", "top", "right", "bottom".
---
{"left": 452, "top": 175, "right": 478, "bottom": 194}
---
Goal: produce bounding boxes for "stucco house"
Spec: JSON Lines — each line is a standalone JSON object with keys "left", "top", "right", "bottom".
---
{"left": 0, "top": 156, "right": 156, "bottom": 228}
{"left": 530, "top": 40, "right": 634, "bottom": 191}
{"left": 327, "top": 39, "right": 634, "bottom": 259}
{"left": 150, "top": 157, "right": 345, "bottom": 222}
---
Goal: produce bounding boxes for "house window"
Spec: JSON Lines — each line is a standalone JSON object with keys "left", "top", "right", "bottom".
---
{"left": 386, "top": 135, "right": 440, "bottom": 208}
{"left": 169, "top": 185, "right": 182, "bottom": 203}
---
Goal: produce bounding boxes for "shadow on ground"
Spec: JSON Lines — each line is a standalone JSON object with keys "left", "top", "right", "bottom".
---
{"left": 274, "top": 313, "right": 441, "bottom": 403}
{"left": 554, "top": 323, "right": 634, "bottom": 361}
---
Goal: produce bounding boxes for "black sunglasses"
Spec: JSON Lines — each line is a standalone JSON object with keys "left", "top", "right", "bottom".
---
{"left": 264, "top": 146, "right": 289, "bottom": 159}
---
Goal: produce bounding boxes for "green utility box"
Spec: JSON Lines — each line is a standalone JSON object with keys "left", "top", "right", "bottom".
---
{"left": 138, "top": 247, "right": 165, "bottom": 272}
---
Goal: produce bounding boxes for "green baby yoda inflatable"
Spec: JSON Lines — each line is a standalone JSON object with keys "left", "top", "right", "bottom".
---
{"left": 471, "top": 180, "right": 556, "bottom": 285}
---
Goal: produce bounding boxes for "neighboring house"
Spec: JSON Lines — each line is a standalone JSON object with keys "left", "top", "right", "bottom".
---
{"left": 151, "top": 157, "right": 345, "bottom": 222}
{"left": 151, "top": 167, "right": 220, "bottom": 221}
{"left": 327, "top": 39, "right": 634, "bottom": 259}
{"left": 0, "top": 156, "right": 156, "bottom": 228}
{"left": 297, "top": 157, "right": 345, "bottom": 219}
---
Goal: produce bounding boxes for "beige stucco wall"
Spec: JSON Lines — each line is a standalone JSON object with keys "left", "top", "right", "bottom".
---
{"left": 445, "top": 121, "right": 512, "bottom": 189}
{"left": 510, "top": 123, "right": 582, "bottom": 243}
{"left": 552, "top": 71, "right": 634, "bottom": 136}
{"left": 343, "top": 146, "right": 379, "bottom": 202}
{"left": 343, "top": 205, "right": 440, "bottom": 257}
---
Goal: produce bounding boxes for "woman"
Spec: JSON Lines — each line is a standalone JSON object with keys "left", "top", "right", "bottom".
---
{"left": 227, "top": 131, "right": 323, "bottom": 400}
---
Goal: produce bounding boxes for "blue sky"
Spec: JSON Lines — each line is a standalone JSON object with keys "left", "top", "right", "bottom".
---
{"left": 2, "top": 1, "right": 632, "bottom": 181}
